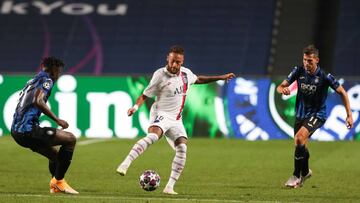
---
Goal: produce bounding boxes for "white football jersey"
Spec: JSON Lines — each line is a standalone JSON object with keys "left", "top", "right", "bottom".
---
{"left": 143, "top": 66, "right": 198, "bottom": 120}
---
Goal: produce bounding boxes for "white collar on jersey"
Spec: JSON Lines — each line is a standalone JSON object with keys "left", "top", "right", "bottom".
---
{"left": 164, "top": 67, "right": 180, "bottom": 77}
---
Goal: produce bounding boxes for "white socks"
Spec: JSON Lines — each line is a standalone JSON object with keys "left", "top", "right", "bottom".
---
{"left": 121, "top": 133, "right": 159, "bottom": 167}
{"left": 165, "top": 143, "right": 187, "bottom": 189}
{"left": 121, "top": 135, "right": 187, "bottom": 191}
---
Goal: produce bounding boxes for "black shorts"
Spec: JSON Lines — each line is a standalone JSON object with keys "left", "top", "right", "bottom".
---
{"left": 11, "top": 126, "right": 57, "bottom": 151}
{"left": 294, "top": 116, "right": 325, "bottom": 137}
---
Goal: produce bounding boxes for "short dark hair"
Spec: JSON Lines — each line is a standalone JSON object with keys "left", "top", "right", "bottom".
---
{"left": 41, "top": 56, "right": 65, "bottom": 71}
{"left": 303, "top": 45, "right": 319, "bottom": 57}
{"left": 169, "top": 45, "right": 185, "bottom": 55}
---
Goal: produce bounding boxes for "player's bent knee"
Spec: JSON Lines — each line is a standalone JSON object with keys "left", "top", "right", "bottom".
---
{"left": 295, "top": 135, "right": 306, "bottom": 145}
{"left": 148, "top": 126, "right": 163, "bottom": 138}
{"left": 65, "top": 132, "right": 77, "bottom": 146}
{"left": 174, "top": 137, "right": 187, "bottom": 146}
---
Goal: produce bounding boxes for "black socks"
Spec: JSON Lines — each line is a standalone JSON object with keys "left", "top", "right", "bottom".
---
{"left": 302, "top": 148, "right": 310, "bottom": 177}
{"left": 49, "top": 160, "right": 57, "bottom": 177}
{"left": 293, "top": 144, "right": 306, "bottom": 178}
{"left": 55, "top": 147, "right": 74, "bottom": 180}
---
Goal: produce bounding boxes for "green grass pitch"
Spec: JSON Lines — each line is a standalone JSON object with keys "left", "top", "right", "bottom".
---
{"left": 0, "top": 136, "right": 359, "bottom": 202}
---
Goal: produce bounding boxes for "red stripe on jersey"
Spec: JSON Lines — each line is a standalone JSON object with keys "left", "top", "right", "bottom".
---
{"left": 176, "top": 72, "right": 188, "bottom": 120}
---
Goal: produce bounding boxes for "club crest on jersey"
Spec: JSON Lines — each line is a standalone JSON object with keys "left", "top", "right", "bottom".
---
{"left": 182, "top": 76, "right": 188, "bottom": 84}
{"left": 43, "top": 82, "right": 51, "bottom": 90}
{"left": 314, "top": 77, "right": 320, "bottom": 84}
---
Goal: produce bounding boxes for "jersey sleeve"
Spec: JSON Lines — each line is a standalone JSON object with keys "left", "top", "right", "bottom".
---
{"left": 326, "top": 73, "right": 340, "bottom": 90}
{"left": 186, "top": 68, "right": 198, "bottom": 85}
{"left": 285, "top": 66, "right": 300, "bottom": 84}
{"left": 38, "top": 78, "right": 54, "bottom": 94}
{"left": 143, "top": 70, "right": 162, "bottom": 97}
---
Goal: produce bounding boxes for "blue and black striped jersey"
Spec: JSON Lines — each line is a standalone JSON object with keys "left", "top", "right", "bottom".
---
{"left": 286, "top": 66, "right": 340, "bottom": 121}
{"left": 11, "top": 71, "right": 54, "bottom": 133}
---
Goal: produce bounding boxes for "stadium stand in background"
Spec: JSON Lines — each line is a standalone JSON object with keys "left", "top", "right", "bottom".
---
{"left": 0, "top": 0, "right": 359, "bottom": 141}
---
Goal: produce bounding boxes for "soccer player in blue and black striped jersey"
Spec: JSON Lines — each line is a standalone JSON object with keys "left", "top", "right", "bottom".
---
{"left": 11, "top": 57, "right": 79, "bottom": 194}
{"left": 276, "top": 45, "right": 353, "bottom": 188}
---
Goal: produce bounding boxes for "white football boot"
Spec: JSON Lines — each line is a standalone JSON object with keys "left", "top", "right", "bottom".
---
{"left": 300, "top": 169, "right": 312, "bottom": 187}
{"left": 285, "top": 175, "right": 301, "bottom": 188}
{"left": 163, "top": 186, "right": 178, "bottom": 195}
{"left": 116, "top": 164, "right": 129, "bottom": 176}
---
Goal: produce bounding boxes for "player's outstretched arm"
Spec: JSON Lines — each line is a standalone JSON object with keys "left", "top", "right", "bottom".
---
{"left": 194, "top": 73, "right": 235, "bottom": 84}
{"left": 34, "top": 89, "right": 69, "bottom": 129}
{"left": 128, "top": 94, "right": 149, "bottom": 116}
{"left": 276, "top": 80, "right": 291, "bottom": 95}
{"left": 335, "top": 85, "right": 354, "bottom": 129}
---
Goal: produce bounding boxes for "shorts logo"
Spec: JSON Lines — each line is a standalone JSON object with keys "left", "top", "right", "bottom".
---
{"left": 46, "top": 130, "right": 54, "bottom": 136}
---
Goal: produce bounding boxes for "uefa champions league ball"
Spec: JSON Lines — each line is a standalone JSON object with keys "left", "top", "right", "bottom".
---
{"left": 139, "top": 170, "right": 160, "bottom": 191}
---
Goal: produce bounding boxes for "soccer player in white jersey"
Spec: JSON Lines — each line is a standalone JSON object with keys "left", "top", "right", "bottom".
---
{"left": 116, "top": 45, "right": 235, "bottom": 195}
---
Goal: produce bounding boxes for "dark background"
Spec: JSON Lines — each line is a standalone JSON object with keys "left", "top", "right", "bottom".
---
{"left": 0, "top": 0, "right": 358, "bottom": 76}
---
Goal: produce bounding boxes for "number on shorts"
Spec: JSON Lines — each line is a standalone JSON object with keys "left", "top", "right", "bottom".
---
{"left": 308, "top": 116, "right": 318, "bottom": 127}
{"left": 154, "top": 115, "right": 164, "bottom": 123}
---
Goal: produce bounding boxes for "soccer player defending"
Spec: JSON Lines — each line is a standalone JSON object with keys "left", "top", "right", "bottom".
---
{"left": 11, "top": 57, "right": 79, "bottom": 194}
{"left": 116, "top": 45, "right": 235, "bottom": 195}
{"left": 276, "top": 45, "right": 353, "bottom": 188}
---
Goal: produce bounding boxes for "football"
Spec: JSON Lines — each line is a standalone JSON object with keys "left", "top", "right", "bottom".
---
{"left": 139, "top": 170, "right": 160, "bottom": 191}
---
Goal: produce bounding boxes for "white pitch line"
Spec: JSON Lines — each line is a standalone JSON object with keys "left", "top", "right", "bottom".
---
{"left": 77, "top": 139, "right": 110, "bottom": 146}
{"left": 0, "top": 193, "right": 281, "bottom": 203}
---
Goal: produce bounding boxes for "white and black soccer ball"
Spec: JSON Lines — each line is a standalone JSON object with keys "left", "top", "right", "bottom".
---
{"left": 139, "top": 170, "right": 160, "bottom": 191}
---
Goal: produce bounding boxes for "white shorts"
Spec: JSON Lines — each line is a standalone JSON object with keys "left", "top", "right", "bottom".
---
{"left": 149, "top": 110, "right": 187, "bottom": 149}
